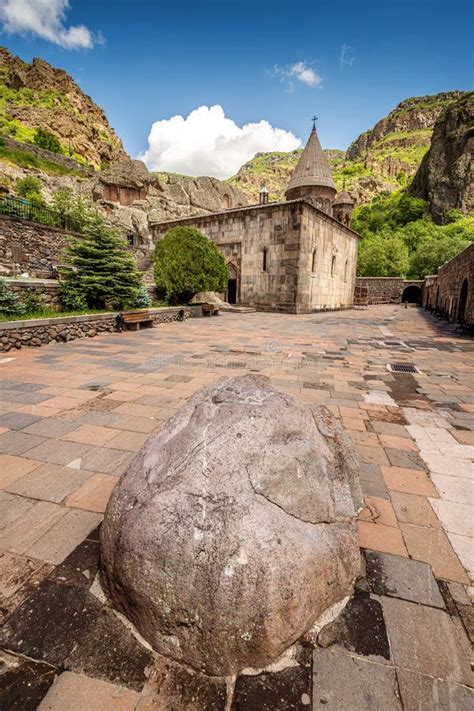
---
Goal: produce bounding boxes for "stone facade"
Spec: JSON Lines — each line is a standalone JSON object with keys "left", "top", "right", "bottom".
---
{"left": 152, "top": 200, "right": 358, "bottom": 313}
{"left": 355, "top": 277, "right": 423, "bottom": 305}
{"left": 422, "top": 243, "right": 473, "bottom": 322}
{"left": 0, "top": 136, "right": 92, "bottom": 176}
{"left": 2, "top": 278, "right": 62, "bottom": 308}
{"left": 0, "top": 305, "right": 203, "bottom": 352}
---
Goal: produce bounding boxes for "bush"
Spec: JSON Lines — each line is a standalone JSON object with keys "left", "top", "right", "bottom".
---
{"left": 154, "top": 227, "right": 227, "bottom": 304}
{"left": 58, "top": 273, "right": 87, "bottom": 310}
{"left": 60, "top": 212, "right": 142, "bottom": 310}
{"left": 51, "top": 188, "right": 92, "bottom": 232}
{"left": 21, "top": 290, "right": 44, "bottom": 314}
{"left": 0, "top": 279, "right": 26, "bottom": 316}
{"left": 16, "top": 176, "right": 43, "bottom": 198}
{"left": 135, "top": 285, "right": 152, "bottom": 308}
{"left": 34, "top": 128, "right": 62, "bottom": 154}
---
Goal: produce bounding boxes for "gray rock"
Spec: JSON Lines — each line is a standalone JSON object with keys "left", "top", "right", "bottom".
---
{"left": 100, "top": 374, "right": 362, "bottom": 676}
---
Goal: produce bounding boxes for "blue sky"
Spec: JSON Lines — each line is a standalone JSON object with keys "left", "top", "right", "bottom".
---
{"left": 0, "top": 0, "right": 472, "bottom": 177}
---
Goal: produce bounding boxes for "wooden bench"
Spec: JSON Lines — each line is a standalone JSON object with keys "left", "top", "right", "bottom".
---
{"left": 202, "top": 303, "right": 220, "bottom": 316}
{"left": 122, "top": 309, "right": 154, "bottom": 331}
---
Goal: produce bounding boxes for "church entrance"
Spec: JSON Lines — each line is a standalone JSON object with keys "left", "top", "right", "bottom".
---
{"left": 226, "top": 263, "right": 239, "bottom": 304}
{"left": 401, "top": 285, "right": 422, "bottom": 304}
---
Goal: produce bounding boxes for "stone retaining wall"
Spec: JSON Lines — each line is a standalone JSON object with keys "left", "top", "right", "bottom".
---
{"left": 0, "top": 136, "right": 93, "bottom": 175}
{"left": 0, "top": 305, "right": 203, "bottom": 352}
{"left": 2, "top": 278, "right": 62, "bottom": 308}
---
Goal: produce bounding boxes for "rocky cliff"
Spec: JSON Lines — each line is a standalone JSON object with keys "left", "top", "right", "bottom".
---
{"left": 410, "top": 93, "right": 474, "bottom": 223}
{"left": 0, "top": 46, "right": 126, "bottom": 168}
{"left": 229, "top": 92, "right": 467, "bottom": 205}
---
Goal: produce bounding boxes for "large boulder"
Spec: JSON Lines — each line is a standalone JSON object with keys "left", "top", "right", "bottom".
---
{"left": 100, "top": 374, "right": 362, "bottom": 676}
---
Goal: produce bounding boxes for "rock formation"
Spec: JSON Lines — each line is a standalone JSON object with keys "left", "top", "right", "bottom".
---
{"left": 0, "top": 46, "right": 126, "bottom": 168}
{"left": 100, "top": 374, "right": 362, "bottom": 677}
{"left": 410, "top": 93, "right": 474, "bottom": 223}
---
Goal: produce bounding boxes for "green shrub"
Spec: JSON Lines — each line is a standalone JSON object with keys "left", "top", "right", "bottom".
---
{"left": 60, "top": 212, "right": 142, "bottom": 310}
{"left": 16, "top": 176, "right": 42, "bottom": 198}
{"left": 58, "top": 273, "right": 87, "bottom": 310}
{"left": 21, "top": 290, "right": 44, "bottom": 314}
{"left": 135, "top": 285, "right": 152, "bottom": 308}
{"left": 0, "top": 279, "right": 26, "bottom": 316}
{"left": 51, "top": 188, "right": 91, "bottom": 232}
{"left": 34, "top": 128, "right": 62, "bottom": 154}
{"left": 154, "top": 226, "right": 227, "bottom": 304}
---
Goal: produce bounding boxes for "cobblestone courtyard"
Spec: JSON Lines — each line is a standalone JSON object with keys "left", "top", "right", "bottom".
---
{"left": 1, "top": 305, "right": 473, "bottom": 709}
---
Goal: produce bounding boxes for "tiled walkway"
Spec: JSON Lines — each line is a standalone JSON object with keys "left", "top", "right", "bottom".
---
{"left": 0, "top": 305, "right": 473, "bottom": 709}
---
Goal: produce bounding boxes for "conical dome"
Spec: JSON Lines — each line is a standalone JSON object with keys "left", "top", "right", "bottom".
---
{"left": 286, "top": 127, "right": 336, "bottom": 193}
{"left": 334, "top": 189, "right": 354, "bottom": 206}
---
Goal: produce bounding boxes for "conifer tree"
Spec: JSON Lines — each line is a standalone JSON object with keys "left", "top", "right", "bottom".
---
{"left": 61, "top": 212, "right": 141, "bottom": 310}
{"left": 0, "top": 279, "right": 26, "bottom": 316}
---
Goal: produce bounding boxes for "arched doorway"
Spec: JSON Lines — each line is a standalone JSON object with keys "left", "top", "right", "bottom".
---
{"left": 401, "top": 285, "right": 422, "bottom": 304}
{"left": 458, "top": 278, "right": 469, "bottom": 322}
{"left": 227, "top": 262, "right": 238, "bottom": 304}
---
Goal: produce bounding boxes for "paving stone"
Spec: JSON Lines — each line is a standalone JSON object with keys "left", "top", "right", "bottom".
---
{"left": 232, "top": 647, "right": 312, "bottom": 710}
{"left": 385, "top": 447, "right": 426, "bottom": 470}
{"left": 105, "top": 430, "right": 149, "bottom": 452}
{"left": 61, "top": 424, "right": 122, "bottom": 446}
{"left": 317, "top": 591, "right": 391, "bottom": 663}
{"left": 430, "top": 473, "right": 474, "bottom": 504}
{"left": 0, "top": 501, "right": 67, "bottom": 556}
{"left": 0, "top": 551, "right": 54, "bottom": 624}
{"left": 381, "top": 465, "right": 438, "bottom": 497}
{"left": 364, "top": 550, "right": 444, "bottom": 607}
{"left": 430, "top": 499, "right": 474, "bottom": 538}
{"left": 367, "top": 421, "right": 410, "bottom": 437}
{"left": 79, "top": 447, "right": 135, "bottom": 475}
{"left": 0, "top": 431, "right": 46, "bottom": 455}
{"left": 0, "top": 412, "right": 42, "bottom": 431}
{"left": 389, "top": 491, "right": 441, "bottom": 528}
{"left": 0, "top": 650, "right": 58, "bottom": 710}
{"left": 27, "top": 509, "right": 102, "bottom": 564}
{"left": 358, "top": 521, "right": 408, "bottom": 557}
{"left": 446, "top": 532, "right": 474, "bottom": 582}
{"left": 312, "top": 648, "right": 402, "bottom": 710}
{"left": 24, "top": 440, "right": 93, "bottom": 466}
{"left": 359, "top": 496, "right": 398, "bottom": 527}
{"left": 50, "top": 539, "right": 100, "bottom": 590}
{"left": 358, "top": 462, "right": 389, "bottom": 499}
{"left": 0, "top": 491, "right": 36, "bottom": 530}
{"left": 21, "top": 418, "right": 81, "bottom": 439}
{"left": 0, "top": 579, "right": 98, "bottom": 666}
{"left": 396, "top": 668, "right": 474, "bottom": 711}
{"left": 400, "top": 523, "right": 470, "bottom": 584}
{"left": 356, "top": 445, "right": 390, "bottom": 466}
{"left": 6, "top": 464, "right": 93, "bottom": 503}
{"left": 65, "top": 473, "right": 117, "bottom": 513}
{"left": 37, "top": 672, "right": 140, "bottom": 711}
{"left": 382, "top": 596, "right": 474, "bottom": 685}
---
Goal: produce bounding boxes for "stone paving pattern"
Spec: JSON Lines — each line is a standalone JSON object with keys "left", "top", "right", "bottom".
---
{"left": 0, "top": 305, "right": 473, "bottom": 709}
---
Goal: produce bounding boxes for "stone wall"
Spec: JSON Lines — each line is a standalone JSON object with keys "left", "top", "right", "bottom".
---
{"left": 0, "top": 136, "right": 92, "bottom": 175}
{"left": 355, "top": 277, "right": 423, "bottom": 304}
{"left": 2, "top": 278, "right": 62, "bottom": 308}
{"left": 423, "top": 243, "right": 473, "bottom": 322}
{"left": 152, "top": 199, "right": 359, "bottom": 313}
{"left": 0, "top": 215, "right": 80, "bottom": 277}
{"left": 0, "top": 305, "right": 203, "bottom": 352}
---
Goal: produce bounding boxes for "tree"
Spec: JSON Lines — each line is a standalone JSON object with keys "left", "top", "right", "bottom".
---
{"left": 0, "top": 279, "right": 26, "bottom": 316}
{"left": 135, "top": 285, "right": 152, "bottom": 308}
{"left": 357, "top": 233, "right": 409, "bottom": 277}
{"left": 60, "top": 212, "right": 142, "bottom": 310}
{"left": 16, "top": 176, "right": 42, "bottom": 199}
{"left": 34, "top": 128, "right": 62, "bottom": 154}
{"left": 51, "top": 188, "right": 92, "bottom": 232}
{"left": 154, "top": 226, "right": 227, "bottom": 304}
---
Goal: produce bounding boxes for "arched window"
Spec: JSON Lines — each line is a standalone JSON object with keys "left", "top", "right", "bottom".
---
{"left": 344, "top": 259, "right": 348, "bottom": 282}
{"left": 262, "top": 248, "right": 268, "bottom": 272}
{"left": 331, "top": 255, "right": 336, "bottom": 277}
{"left": 311, "top": 249, "right": 317, "bottom": 273}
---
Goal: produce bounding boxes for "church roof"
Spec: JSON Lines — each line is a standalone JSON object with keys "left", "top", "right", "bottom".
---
{"left": 334, "top": 189, "right": 354, "bottom": 205}
{"left": 286, "top": 126, "right": 336, "bottom": 193}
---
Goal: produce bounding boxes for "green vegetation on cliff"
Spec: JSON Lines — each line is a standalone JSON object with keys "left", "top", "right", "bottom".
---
{"left": 353, "top": 191, "right": 474, "bottom": 278}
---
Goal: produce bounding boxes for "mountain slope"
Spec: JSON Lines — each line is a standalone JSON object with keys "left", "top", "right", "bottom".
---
{"left": 229, "top": 91, "right": 466, "bottom": 205}
{"left": 0, "top": 47, "right": 126, "bottom": 169}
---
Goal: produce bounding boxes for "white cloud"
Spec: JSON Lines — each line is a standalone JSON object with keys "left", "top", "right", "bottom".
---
{"left": 0, "top": 0, "right": 99, "bottom": 49}
{"left": 339, "top": 44, "right": 355, "bottom": 69}
{"left": 273, "top": 61, "right": 322, "bottom": 90}
{"left": 139, "top": 105, "right": 302, "bottom": 179}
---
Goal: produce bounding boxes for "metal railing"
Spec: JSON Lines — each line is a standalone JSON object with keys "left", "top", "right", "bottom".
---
{"left": 0, "top": 195, "right": 82, "bottom": 232}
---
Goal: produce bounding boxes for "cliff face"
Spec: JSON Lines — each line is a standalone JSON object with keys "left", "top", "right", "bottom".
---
{"left": 229, "top": 92, "right": 467, "bottom": 206}
{"left": 410, "top": 93, "right": 474, "bottom": 224}
{"left": 0, "top": 47, "right": 127, "bottom": 168}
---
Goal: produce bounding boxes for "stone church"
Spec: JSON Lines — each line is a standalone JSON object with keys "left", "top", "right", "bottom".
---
{"left": 151, "top": 125, "right": 360, "bottom": 313}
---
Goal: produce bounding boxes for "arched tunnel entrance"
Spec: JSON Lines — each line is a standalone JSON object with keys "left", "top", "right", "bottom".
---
{"left": 458, "top": 278, "right": 469, "bottom": 322}
{"left": 401, "top": 285, "right": 422, "bottom": 304}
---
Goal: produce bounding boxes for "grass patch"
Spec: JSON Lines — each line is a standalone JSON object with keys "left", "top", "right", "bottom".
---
{"left": 0, "top": 307, "right": 112, "bottom": 323}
